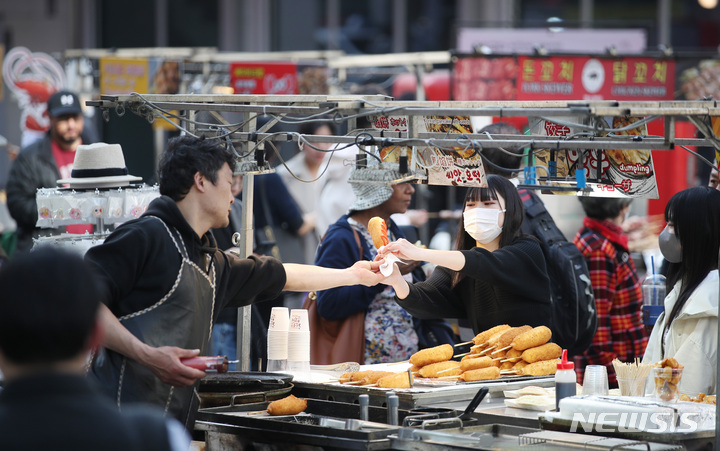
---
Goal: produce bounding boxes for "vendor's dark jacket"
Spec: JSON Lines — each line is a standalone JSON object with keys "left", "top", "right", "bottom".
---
{"left": 6, "top": 131, "right": 93, "bottom": 252}
{"left": 0, "top": 373, "right": 173, "bottom": 451}
{"left": 396, "top": 236, "right": 552, "bottom": 333}
{"left": 85, "top": 195, "right": 286, "bottom": 319}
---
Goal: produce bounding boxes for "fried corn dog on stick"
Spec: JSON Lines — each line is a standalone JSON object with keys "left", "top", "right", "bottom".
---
{"left": 472, "top": 324, "right": 510, "bottom": 345}
{"left": 461, "top": 366, "right": 501, "bottom": 381}
{"left": 357, "top": 371, "right": 395, "bottom": 385}
{"left": 502, "top": 348, "right": 523, "bottom": 363}
{"left": 513, "top": 360, "right": 528, "bottom": 372}
{"left": 461, "top": 356, "right": 493, "bottom": 372}
{"left": 409, "top": 344, "right": 453, "bottom": 367}
{"left": 377, "top": 371, "right": 413, "bottom": 388}
{"left": 267, "top": 395, "right": 307, "bottom": 416}
{"left": 420, "top": 361, "right": 462, "bottom": 378}
{"left": 521, "top": 342, "right": 562, "bottom": 364}
{"left": 368, "top": 216, "right": 389, "bottom": 248}
{"left": 511, "top": 326, "right": 552, "bottom": 351}
{"left": 500, "top": 360, "right": 515, "bottom": 371}
{"left": 518, "top": 359, "right": 560, "bottom": 377}
{"left": 340, "top": 371, "right": 372, "bottom": 383}
{"left": 495, "top": 325, "right": 532, "bottom": 351}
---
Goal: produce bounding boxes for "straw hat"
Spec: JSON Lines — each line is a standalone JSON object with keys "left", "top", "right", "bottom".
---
{"left": 57, "top": 142, "right": 142, "bottom": 189}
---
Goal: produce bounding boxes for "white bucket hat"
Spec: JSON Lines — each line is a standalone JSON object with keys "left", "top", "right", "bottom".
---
{"left": 57, "top": 142, "right": 142, "bottom": 189}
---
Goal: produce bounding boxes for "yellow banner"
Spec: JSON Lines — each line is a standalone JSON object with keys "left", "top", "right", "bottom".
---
{"left": 99, "top": 57, "right": 149, "bottom": 95}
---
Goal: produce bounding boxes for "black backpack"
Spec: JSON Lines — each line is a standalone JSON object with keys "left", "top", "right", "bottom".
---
{"left": 519, "top": 189, "right": 597, "bottom": 357}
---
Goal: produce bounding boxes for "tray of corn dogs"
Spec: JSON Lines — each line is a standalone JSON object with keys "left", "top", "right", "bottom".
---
{"left": 317, "top": 324, "right": 559, "bottom": 390}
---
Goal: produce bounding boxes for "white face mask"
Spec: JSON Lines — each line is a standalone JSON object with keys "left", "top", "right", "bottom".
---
{"left": 463, "top": 207, "right": 505, "bottom": 244}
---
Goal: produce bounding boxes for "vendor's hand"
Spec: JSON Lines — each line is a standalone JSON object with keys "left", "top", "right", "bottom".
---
{"left": 141, "top": 346, "right": 207, "bottom": 387}
{"left": 379, "top": 238, "right": 426, "bottom": 262}
{"left": 349, "top": 259, "right": 385, "bottom": 286}
{"left": 384, "top": 263, "right": 410, "bottom": 298}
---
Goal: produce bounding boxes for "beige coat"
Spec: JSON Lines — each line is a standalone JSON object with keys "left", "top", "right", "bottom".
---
{"left": 643, "top": 270, "right": 718, "bottom": 397}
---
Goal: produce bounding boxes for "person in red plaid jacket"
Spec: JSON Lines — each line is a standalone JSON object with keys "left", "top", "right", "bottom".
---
{"left": 573, "top": 197, "right": 648, "bottom": 388}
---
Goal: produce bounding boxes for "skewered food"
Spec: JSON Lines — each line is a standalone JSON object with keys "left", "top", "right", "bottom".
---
{"left": 267, "top": 394, "right": 307, "bottom": 416}
{"left": 520, "top": 342, "right": 562, "bottom": 364}
{"left": 368, "top": 216, "right": 389, "bottom": 249}
{"left": 511, "top": 326, "right": 552, "bottom": 351}
{"left": 460, "top": 366, "right": 501, "bottom": 381}
{"left": 517, "top": 359, "right": 559, "bottom": 377}
{"left": 472, "top": 324, "right": 510, "bottom": 345}
{"left": 504, "top": 348, "right": 523, "bottom": 362}
{"left": 496, "top": 325, "right": 532, "bottom": 350}
{"left": 409, "top": 344, "right": 453, "bottom": 367}
{"left": 377, "top": 371, "right": 413, "bottom": 388}
{"left": 460, "top": 356, "right": 493, "bottom": 372}
{"left": 419, "top": 361, "right": 462, "bottom": 378}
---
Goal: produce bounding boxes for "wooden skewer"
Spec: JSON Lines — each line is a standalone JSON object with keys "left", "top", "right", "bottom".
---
{"left": 435, "top": 365, "right": 462, "bottom": 375}
{"left": 435, "top": 375, "right": 462, "bottom": 380}
{"left": 495, "top": 345, "right": 512, "bottom": 352}
{"left": 454, "top": 340, "right": 473, "bottom": 347}
{"left": 388, "top": 360, "right": 410, "bottom": 366}
{"left": 246, "top": 410, "right": 268, "bottom": 415}
{"left": 343, "top": 380, "right": 365, "bottom": 385}
{"left": 499, "top": 370, "right": 518, "bottom": 376}
{"left": 454, "top": 352, "right": 470, "bottom": 358}
{"left": 364, "top": 383, "right": 379, "bottom": 387}
{"left": 463, "top": 353, "right": 488, "bottom": 360}
{"left": 470, "top": 343, "right": 485, "bottom": 350}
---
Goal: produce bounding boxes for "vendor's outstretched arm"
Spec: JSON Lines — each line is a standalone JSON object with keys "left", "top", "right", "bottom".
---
{"left": 99, "top": 303, "right": 206, "bottom": 386}
{"left": 283, "top": 260, "right": 385, "bottom": 292}
{"left": 380, "top": 238, "right": 465, "bottom": 271}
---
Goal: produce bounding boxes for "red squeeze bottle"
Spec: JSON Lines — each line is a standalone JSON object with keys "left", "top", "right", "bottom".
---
{"left": 555, "top": 349, "right": 576, "bottom": 410}
{"left": 180, "top": 355, "right": 229, "bottom": 373}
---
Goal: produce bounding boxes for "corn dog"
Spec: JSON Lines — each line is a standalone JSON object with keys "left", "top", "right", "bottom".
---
{"left": 341, "top": 371, "right": 372, "bottom": 383}
{"left": 513, "top": 360, "right": 528, "bottom": 371}
{"left": 472, "top": 324, "right": 510, "bottom": 345}
{"left": 357, "top": 371, "right": 395, "bottom": 385}
{"left": 377, "top": 371, "right": 413, "bottom": 388}
{"left": 368, "top": 216, "right": 389, "bottom": 249}
{"left": 518, "top": 359, "right": 560, "bottom": 377}
{"left": 500, "top": 360, "right": 515, "bottom": 371}
{"left": 496, "top": 325, "right": 532, "bottom": 349}
{"left": 409, "top": 344, "right": 453, "bottom": 367}
{"left": 267, "top": 394, "right": 307, "bottom": 416}
{"left": 511, "top": 326, "right": 552, "bottom": 351}
{"left": 521, "top": 342, "right": 562, "bottom": 364}
{"left": 419, "top": 361, "right": 462, "bottom": 378}
{"left": 461, "top": 356, "right": 493, "bottom": 372}
{"left": 460, "top": 366, "right": 501, "bottom": 381}
{"left": 503, "top": 348, "right": 523, "bottom": 363}
{"left": 490, "top": 348, "right": 507, "bottom": 360}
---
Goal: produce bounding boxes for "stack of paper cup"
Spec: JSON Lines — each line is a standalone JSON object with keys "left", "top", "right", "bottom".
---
{"left": 287, "top": 308, "right": 311, "bottom": 372}
{"left": 266, "top": 307, "right": 289, "bottom": 372}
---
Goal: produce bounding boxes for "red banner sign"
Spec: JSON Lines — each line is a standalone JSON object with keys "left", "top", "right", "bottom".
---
{"left": 230, "top": 63, "right": 298, "bottom": 95}
{"left": 517, "top": 56, "right": 674, "bottom": 101}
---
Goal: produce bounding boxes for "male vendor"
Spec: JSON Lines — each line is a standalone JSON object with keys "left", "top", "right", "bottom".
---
{"left": 86, "top": 135, "right": 385, "bottom": 427}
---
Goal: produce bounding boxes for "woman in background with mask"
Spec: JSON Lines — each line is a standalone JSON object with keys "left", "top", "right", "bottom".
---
{"left": 380, "top": 175, "right": 552, "bottom": 334}
{"left": 643, "top": 186, "right": 720, "bottom": 396}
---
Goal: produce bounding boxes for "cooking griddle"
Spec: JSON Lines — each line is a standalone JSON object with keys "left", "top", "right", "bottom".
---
{"left": 199, "top": 371, "right": 293, "bottom": 392}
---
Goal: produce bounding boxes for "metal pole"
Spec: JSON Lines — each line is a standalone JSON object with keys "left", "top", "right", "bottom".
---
{"left": 237, "top": 174, "right": 254, "bottom": 372}
{"left": 657, "top": 0, "right": 671, "bottom": 48}
{"left": 392, "top": 0, "right": 407, "bottom": 53}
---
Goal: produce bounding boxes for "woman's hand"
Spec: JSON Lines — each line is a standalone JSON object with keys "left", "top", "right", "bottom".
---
{"left": 379, "top": 238, "right": 426, "bottom": 262}
{"left": 384, "top": 262, "right": 410, "bottom": 299}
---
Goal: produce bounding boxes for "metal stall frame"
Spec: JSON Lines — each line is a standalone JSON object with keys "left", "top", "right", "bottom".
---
{"left": 87, "top": 96, "right": 720, "bottom": 442}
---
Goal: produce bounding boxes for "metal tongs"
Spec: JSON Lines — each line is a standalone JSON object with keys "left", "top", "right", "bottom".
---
{"left": 403, "top": 386, "right": 489, "bottom": 429}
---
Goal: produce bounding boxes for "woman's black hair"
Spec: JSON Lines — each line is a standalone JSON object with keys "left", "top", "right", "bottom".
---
{"left": 158, "top": 135, "right": 236, "bottom": 201}
{"left": 661, "top": 186, "right": 720, "bottom": 355}
{"left": 451, "top": 174, "right": 524, "bottom": 287}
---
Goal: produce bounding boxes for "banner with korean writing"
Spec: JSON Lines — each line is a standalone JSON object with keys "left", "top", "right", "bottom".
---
{"left": 530, "top": 116, "right": 659, "bottom": 198}
{"left": 517, "top": 56, "right": 674, "bottom": 101}
{"left": 99, "top": 57, "right": 149, "bottom": 95}
{"left": 230, "top": 62, "right": 298, "bottom": 95}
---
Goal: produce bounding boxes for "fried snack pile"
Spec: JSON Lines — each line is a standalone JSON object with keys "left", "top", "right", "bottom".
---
{"left": 679, "top": 393, "right": 716, "bottom": 404}
{"left": 652, "top": 357, "right": 684, "bottom": 402}
{"left": 267, "top": 394, "right": 307, "bottom": 416}
{"left": 368, "top": 216, "right": 389, "bottom": 249}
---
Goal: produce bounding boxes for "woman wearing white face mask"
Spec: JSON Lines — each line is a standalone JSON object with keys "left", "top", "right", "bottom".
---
{"left": 379, "top": 175, "right": 552, "bottom": 334}
{"left": 642, "top": 186, "right": 720, "bottom": 397}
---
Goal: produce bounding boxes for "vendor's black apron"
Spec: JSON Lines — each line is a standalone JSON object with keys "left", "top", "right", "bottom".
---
{"left": 91, "top": 216, "right": 216, "bottom": 428}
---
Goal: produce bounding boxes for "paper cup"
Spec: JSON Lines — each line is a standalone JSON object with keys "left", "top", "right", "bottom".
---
{"left": 269, "top": 307, "right": 290, "bottom": 331}
{"left": 290, "top": 309, "right": 309, "bottom": 332}
{"left": 267, "top": 329, "right": 288, "bottom": 360}
{"left": 287, "top": 330, "right": 310, "bottom": 362}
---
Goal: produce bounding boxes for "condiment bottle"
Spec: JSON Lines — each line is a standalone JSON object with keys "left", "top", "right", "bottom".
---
{"left": 555, "top": 349, "right": 576, "bottom": 410}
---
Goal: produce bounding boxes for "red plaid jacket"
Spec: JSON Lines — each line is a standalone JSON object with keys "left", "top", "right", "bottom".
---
{"left": 572, "top": 217, "right": 648, "bottom": 387}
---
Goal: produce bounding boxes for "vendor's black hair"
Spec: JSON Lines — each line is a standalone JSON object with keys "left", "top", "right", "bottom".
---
{"left": 0, "top": 248, "right": 100, "bottom": 364}
{"left": 158, "top": 135, "right": 236, "bottom": 201}
{"left": 662, "top": 186, "right": 720, "bottom": 353}
{"left": 578, "top": 197, "right": 632, "bottom": 221}
{"left": 298, "top": 119, "right": 336, "bottom": 137}
{"left": 452, "top": 175, "right": 525, "bottom": 287}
